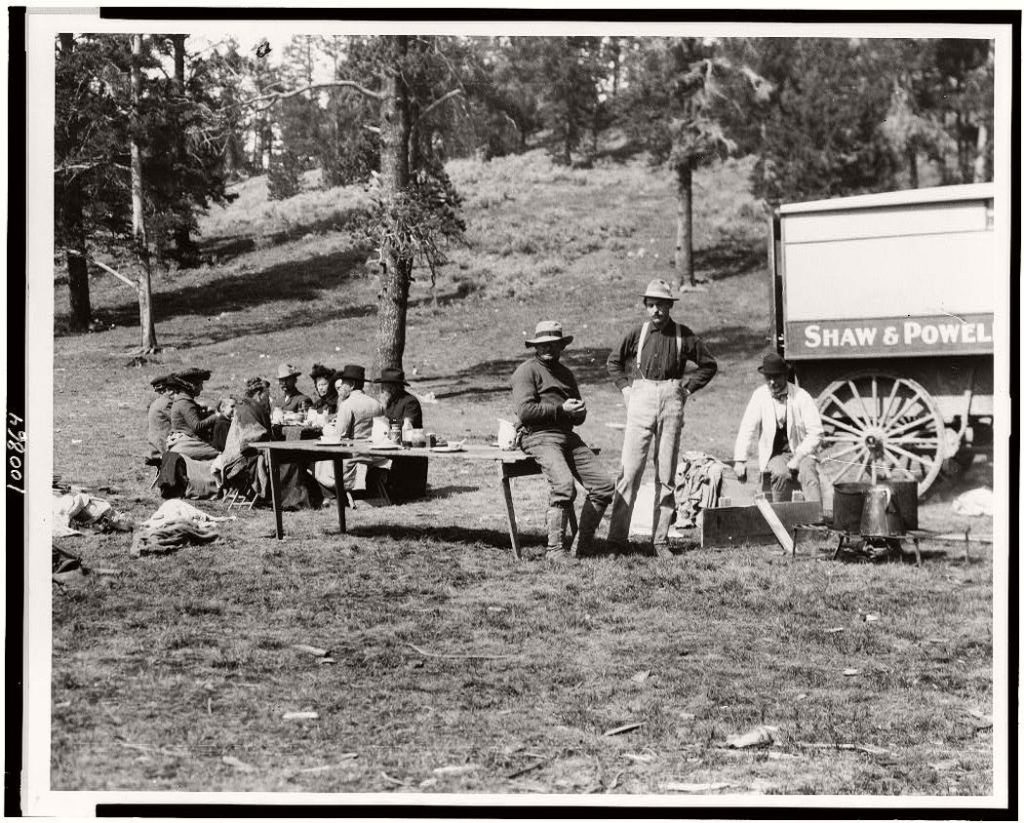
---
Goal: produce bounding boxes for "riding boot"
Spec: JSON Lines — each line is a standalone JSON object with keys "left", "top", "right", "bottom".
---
{"left": 574, "top": 500, "right": 607, "bottom": 558}
{"left": 545, "top": 506, "right": 570, "bottom": 561}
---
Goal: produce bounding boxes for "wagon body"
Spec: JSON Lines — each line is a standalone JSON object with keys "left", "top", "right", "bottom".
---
{"left": 769, "top": 184, "right": 996, "bottom": 493}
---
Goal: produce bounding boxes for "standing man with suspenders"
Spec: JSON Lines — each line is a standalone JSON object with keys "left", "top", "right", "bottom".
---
{"left": 606, "top": 279, "right": 718, "bottom": 556}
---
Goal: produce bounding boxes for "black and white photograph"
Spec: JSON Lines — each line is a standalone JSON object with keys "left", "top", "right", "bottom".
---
{"left": 11, "top": 5, "right": 1015, "bottom": 816}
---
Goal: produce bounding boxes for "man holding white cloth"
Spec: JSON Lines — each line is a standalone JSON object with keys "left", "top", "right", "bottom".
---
{"left": 733, "top": 352, "right": 823, "bottom": 502}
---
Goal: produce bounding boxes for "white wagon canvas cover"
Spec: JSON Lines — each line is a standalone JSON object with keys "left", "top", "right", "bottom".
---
{"left": 777, "top": 183, "right": 995, "bottom": 360}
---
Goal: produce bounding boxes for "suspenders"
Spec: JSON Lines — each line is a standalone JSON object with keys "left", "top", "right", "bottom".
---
{"left": 635, "top": 321, "right": 684, "bottom": 381}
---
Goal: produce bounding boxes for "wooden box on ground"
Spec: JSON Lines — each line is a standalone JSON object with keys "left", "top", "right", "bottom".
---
{"left": 700, "top": 501, "right": 823, "bottom": 548}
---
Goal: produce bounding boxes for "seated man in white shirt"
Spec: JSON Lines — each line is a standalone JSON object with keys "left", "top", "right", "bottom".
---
{"left": 314, "top": 364, "right": 386, "bottom": 495}
{"left": 733, "top": 352, "right": 823, "bottom": 502}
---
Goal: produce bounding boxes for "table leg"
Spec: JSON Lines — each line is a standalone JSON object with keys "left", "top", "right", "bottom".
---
{"left": 267, "top": 449, "right": 284, "bottom": 540}
{"left": 332, "top": 457, "right": 346, "bottom": 534}
{"left": 499, "top": 464, "right": 522, "bottom": 560}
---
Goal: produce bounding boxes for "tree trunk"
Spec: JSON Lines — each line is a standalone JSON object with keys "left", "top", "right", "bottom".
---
{"left": 131, "top": 34, "right": 158, "bottom": 352}
{"left": 59, "top": 33, "right": 91, "bottom": 331}
{"left": 375, "top": 35, "right": 412, "bottom": 374}
{"left": 674, "top": 156, "right": 695, "bottom": 288}
{"left": 973, "top": 120, "right": 989, "bottom": 183}
{"left": 906, "top": 146, "right": 919, "bottom": 189}
{"left": 170, "top": 34, "right": 198, "bottom": 266}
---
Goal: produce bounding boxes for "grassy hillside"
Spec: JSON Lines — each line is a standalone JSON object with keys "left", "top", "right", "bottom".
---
{"left": 49, "top": 150, "right": 995, "bottom": 798}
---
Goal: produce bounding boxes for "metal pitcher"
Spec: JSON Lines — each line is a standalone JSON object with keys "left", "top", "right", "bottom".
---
{"left": 859, "top": 484, "right": 905, "bottom": 538}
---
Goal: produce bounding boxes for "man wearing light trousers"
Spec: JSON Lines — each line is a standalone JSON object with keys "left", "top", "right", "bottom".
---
{"left": 606, "top": 279, "right": 718, "bottom": 556}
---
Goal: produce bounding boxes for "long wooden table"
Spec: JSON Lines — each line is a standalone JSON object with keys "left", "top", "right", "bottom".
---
{"left": 250, "top": 439, "right": 578, "bottom": 559}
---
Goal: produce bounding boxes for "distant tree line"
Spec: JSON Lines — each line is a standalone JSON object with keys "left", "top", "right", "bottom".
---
{"left": 54, "top": 34, "right": 994, "bottom": 360}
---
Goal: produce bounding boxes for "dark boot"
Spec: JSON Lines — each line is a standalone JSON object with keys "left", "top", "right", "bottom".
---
{"left": 574, "top": 500, "right": 607, "bottom": 558}
{"left": 545, "top": 507, "right": 570, "bottom": 562}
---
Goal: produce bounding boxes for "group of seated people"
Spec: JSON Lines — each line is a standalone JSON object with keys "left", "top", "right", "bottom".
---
{"left": 146, "top": 361, "right": 425, "bottom": 508}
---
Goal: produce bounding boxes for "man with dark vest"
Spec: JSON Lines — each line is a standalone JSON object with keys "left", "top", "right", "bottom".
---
{"left": 606, "top": 279, "right": 718, "bottom": 556}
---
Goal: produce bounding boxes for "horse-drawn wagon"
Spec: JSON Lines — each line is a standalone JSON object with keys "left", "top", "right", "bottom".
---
{"left": 769, "top": 183, "right": 996, "bottom": 497}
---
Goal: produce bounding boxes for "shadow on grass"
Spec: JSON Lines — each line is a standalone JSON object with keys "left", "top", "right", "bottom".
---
{"left": 346, "top": 522, "right": 525, "bottom": 552}
{"left": 424, "top": 347, "right": 614, "bottom": 400}
{"left": 696, "top": 325, "right": 772, "bottom": 361}
{"left": 696, "top": 239, "right": 764, "bottom": 281}
{"left": 200, "top": 205, "right": 368, "bottom": 266}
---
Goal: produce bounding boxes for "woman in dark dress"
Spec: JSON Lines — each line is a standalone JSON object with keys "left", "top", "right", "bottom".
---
{"left": 166, "top": 368, "right": 225, "bottom": 460}
{"left": 220, "top": 377, "right": 323, "bottom": 510}
{"left": 309, "top": 363, "right": 339, "bottom": 414}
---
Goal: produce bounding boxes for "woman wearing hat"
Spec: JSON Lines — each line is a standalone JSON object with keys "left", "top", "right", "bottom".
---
{"left": 275, "top": 363, "right": 312, "bottom": 413}
{"left": 308, "top": 363, "right": 339, "bottom": 413}
{"left": 606, "top": 279, "right": 718, "bottom": 557}
{"left": 146, "top": 374, "right": 175, "bottom": 464}
{"left": 218, "top": 377, "right": 323, "bottom": 509}
{"left": 512, "top": 320, "right": 614, "bottom": 561}
{"left": 166, "top": 368, "right": 225, "bottom": 460}
{"left": 733, "top": 352, "right": 823, "bottom": 503}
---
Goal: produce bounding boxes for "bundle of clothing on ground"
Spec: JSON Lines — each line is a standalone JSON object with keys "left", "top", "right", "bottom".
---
{"left": 673, "top": 451, "right": 726, "bottom": 529}
{"left": 131, "top": 499, "right": 234, "bottom": 557}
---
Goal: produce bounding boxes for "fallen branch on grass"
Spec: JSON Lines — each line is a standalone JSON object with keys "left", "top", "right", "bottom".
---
{"left": 507, "top": 759, "right": 547, "bottom": 780}
{"left": 115, "top": 740, "right": 187, "bottom": 758}
{"left": 793, "top": 741, "right": 889, "bottom": 756}
{"left": 406, "top": 642, "right": 518, "bottom": 661}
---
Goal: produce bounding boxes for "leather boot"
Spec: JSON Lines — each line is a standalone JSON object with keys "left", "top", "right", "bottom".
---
{"left": 574, "top": 500, "right": 607, "bottom": 558}
{"left": 545, "top": 507, "right": 570, "bottom": 561}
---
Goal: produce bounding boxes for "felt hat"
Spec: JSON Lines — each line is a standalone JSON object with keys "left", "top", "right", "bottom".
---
{"left": 525, "top": 320, "right": 574, "bottom": 348}
{"left": 338, "top": 364, "right": 366, "bottom": 383}
{"left": 309, "top": 362, "right": 335, "bottom": 382}
{"left": 757, "top": 352, "right": 792, "bottom": 376}
{"left": 642, "top": 278, "right": 678, "bottom": 302}
{"left": 150, "top": 373, "right": 173, "bottom": 389}
{"left": 276, "top": 363, "right": 301, "bottom": 380}
{"left": 176, "top": 367, "right": 212, "bottom": 383}
{"left": 372, "top": 367, "right": 410, "bottom": 386}
{"left": 245, "top": 376, "right": 270, "bottom": 395}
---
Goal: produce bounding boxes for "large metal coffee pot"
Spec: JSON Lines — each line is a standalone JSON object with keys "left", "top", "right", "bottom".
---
{"left": 859, "top": 484, "right": 905, "bottom": 539}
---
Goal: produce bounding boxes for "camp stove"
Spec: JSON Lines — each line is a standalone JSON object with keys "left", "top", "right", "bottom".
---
{"left": 793, "top": 481, "right": 923, "bottom": 565}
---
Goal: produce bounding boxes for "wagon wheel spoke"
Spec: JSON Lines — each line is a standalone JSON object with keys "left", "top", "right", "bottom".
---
{"left": 821, "top": 392, "right": 864, "bottom": 429}
{"left": 848, "top": 380, "right": 875, "bottom": 427}
{"left": 821, "top": 415, "right": 865, "bottom": 439}
{"left": 877, "top": 379, "right": 903, "bottom": 428}
{"left": 828, "top": 446, "right": 868, "bottom": 484}
{"left": 885, "top": 415, "right": 936, "bottom": 439}
{"left": 886, "top": 442, "right": 940, "bottom": 474}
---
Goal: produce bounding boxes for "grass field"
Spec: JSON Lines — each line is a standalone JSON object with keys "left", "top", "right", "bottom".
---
{"left": 50, "top": 150, "right": 996, "bottom": 798}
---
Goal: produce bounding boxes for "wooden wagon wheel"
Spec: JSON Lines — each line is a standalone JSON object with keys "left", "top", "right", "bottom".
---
{"left": 815, "top": 372, "right": 945, "bottom": 496}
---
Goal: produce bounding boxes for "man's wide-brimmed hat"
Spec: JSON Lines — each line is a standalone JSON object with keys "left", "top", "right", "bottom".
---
{"left": 150, "top": 373, "right": 173, "bottom": 389}
{"left": 338, "top": 364, "right": 366, "bottom": 383}
{"left": 642, "top": 278, "right": 678, "bottom": 302}
{"left": 277, "top": 363, "right": 301, "bottom": 380}
{"left": 525, "top": 320, "right": 574, "bottom": 348}
{"left": 372, "top": 367, "right": 410, "bottom": 385}
{"left": 757, "top": 352, "right": 792, "bottom": 376}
